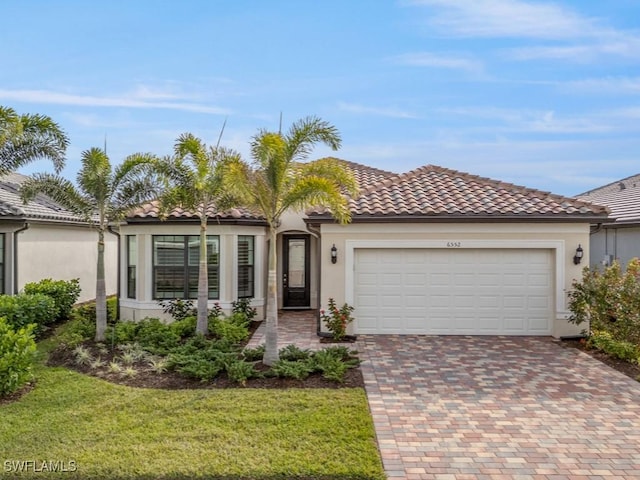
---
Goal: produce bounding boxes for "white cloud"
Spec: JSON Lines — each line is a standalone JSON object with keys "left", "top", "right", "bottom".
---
{"left": 507, "top": 38, "right": 640, "bottom": 62}
{"left": 337, "top": 102, "right": 418, "bottom": 119}
{"left": 406, "top": 0, "right": 599, "bottom": 39}
{"left": 394, "top": 52, "right": 484, "bottom": 74}
{"left": 437, "top": 106, "right": 615, "bottom": 134}
{"left": 0, "top": 88, "right": 230, "bottom": 114}
{"left": 564, "top": 77, "right": 640, "bottom": 94}
{"left": 406, "top": 0, "right": 640, "bottom": 63}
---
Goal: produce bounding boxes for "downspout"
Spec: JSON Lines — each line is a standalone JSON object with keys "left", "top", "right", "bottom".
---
{"left": 13, "top": 222, "right": 30, "bottom": 295}
{"left": 107, "top": 225, "right": 121, "bottom": 321}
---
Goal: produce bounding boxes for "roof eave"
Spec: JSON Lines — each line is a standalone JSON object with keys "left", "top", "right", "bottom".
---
{"left": 305, "top": 213, "right": 610, "bottom": 224}
{"left": 124, "top": 216, "right": 269, "bottom": 227}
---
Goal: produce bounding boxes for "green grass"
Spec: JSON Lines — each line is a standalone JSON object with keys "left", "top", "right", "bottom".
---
{"left": 0, "top": 345, "right": 384, "bottom": 479}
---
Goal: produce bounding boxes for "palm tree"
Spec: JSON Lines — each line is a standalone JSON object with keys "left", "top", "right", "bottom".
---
{"left": 225, "top": 116, "right": 358, "bottom": 365}
{"left": 0, "top": 106, "right": 69, "bottom": 175}
{"left": 21, "top": 148, "right": 159, "bottom": 341}
{"left": 152, "top": 134, "right": 242, "bottom": 335}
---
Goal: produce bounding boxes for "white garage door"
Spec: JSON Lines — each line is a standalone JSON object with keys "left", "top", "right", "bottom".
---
{"left": 354, "top": 248, "right": 553, "bottom": 335}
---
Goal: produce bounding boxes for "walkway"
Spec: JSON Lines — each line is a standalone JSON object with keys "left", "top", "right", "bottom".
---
{"left": 246, "top": 310, "right": 324, "bottom": 351}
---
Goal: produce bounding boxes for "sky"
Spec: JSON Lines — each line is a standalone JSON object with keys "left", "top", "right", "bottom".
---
{"left": 1, "top": 0, "right": 639, "bottom": 196}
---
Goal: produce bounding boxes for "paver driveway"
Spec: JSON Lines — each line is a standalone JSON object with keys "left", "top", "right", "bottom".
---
{"left": 357, "top": 335, "right": 640, "bottom": 480}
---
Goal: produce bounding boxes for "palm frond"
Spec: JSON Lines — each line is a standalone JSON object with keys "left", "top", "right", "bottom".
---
{"left": 77, "top": 148, "right": 112, "bottom": 206}
{"left": 0, "top": 108, "right": 69, "bottom": 175}
{"left": 112, "top": 152, "right": 160, "bottom": 192}
{"left": 303, "top": 157, "right": 359, "bottom": 197}
{"left": 280, "top": 177, "right": 351, "bottom": 223}
{"left": 284, "top": 116, "right": 341, "bottom": 163}
{"left": 20, "top": 173, "right": 94, "bottom": 221}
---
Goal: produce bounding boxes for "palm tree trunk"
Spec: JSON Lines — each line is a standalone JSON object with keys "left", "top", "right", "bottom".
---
{"left": 196, "top": 218, "right": 209, "bottom": 335}
{"left": 95, "top": 228, "right": 107, "bottom": 342}
{"left": 263, "top": 226, "right": 279, "bottom": 366}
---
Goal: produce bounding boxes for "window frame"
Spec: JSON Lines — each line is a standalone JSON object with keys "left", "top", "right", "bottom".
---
{"left": 126, "top": 235, "right": 136, "bottom": 299}
{"left": 152, "top": 235, "right": 220, "bottom": 300}
{"left": 237, "top": 235, "right": 255, "bottom": 299}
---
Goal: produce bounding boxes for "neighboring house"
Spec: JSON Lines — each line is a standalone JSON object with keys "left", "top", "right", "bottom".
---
{"left": 577, "top": 174, "right": 640, "bottom": 269}
{"left": 0, "top": 172, "right": 117, "bottom": 302}
{"left": 119, "top": 162, "right": 608, "bottom": 338}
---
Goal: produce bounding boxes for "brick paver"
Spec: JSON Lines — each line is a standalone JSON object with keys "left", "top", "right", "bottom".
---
{"left": 246, "top": 310, "right": 324, "bottom": 351}
{"left": 358, "top": 335, "right": 640, "bottom": 479}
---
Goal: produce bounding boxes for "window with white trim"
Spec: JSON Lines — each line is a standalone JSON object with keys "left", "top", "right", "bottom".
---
{"left": 153, "top": 235, "right": 219, "bottom": 300}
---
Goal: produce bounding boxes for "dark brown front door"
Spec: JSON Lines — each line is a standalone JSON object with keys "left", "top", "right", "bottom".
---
{"left": 282, "top": 235, "right": 310, "bottom": 308}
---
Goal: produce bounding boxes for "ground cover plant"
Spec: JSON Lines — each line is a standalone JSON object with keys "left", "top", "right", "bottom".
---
{"left": 47, "top": 299, "right": 363, "bottom": 389}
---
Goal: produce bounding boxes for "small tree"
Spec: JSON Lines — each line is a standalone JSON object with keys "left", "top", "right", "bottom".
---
{"left": 152, "top": 134, "right": 242, "bottom": 335}
{"left": 225, "top": 116, "right": 358, "bottom": 365}
{"left": 21, "top": 148, "right": 159, "bottom": 341}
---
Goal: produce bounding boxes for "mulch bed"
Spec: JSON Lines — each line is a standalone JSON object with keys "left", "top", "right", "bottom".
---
{"left": 46, "top": 346, "right": 364, "bottom": 389}
{"left": 0, "top": 382, "right": 36, "bottom": 406}
{"left": 45, "top": 319, "right": 365, "bottom": 390}
{"left": 561, "top": 337, "right": 640, "bottom": 382}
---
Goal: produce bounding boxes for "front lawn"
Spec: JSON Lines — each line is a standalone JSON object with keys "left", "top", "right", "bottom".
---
{"left": 1, "top": 353, "right": 384, "bottom": 479}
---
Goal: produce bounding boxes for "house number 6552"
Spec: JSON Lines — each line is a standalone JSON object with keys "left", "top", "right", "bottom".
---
{"left": 447, "top": 242, "right": 461, "bottom": 248}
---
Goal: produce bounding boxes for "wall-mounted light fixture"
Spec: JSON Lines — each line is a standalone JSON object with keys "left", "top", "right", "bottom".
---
{"left": 330, "top": 244, "right": 338, "bottom": 264}
{"left": 573, "top": 244, "right": 584, "bottom": 265}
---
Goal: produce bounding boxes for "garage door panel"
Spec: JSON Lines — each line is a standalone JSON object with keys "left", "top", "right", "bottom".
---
{"left": 354, "top": 248, "right": 552, "bottom": 335}
{"left": 478, "top": 295, "right": 500, "bottom": 308}
{"left": 405, "top": 295, "right": 427, "bottom": 307}
{"left": 528, "top": 274, "right": 550, "bottom": 286}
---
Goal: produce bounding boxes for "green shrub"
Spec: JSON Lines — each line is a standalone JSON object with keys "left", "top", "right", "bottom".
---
{"left": 587, "top": 330, "right": 640, "bottom": 363}
{"left": 0, "top": 293, "right": 57, "bottom": 335}
{"left": 110, "top": 321, "right": 139, "bottom": 344}
{"left": 270, "top": 359, "right": 314, "bottom": 380}
{"left": 74, "top": 296, "right": 118, "bottom": 324}
{"left": 226, "top": 312, "right": 250, "bottom": 328}
{"left": 167, "top": 349, "right": 237, "bottom": 382}
{"left": 56, "top": 314, "right": 96, "bottom": 349}
{"left": 225, "top": 359, "right": 259, "bottom": 385}
{"left": 159, "top": 298, "right": 196, "bottom": 321}
{"left": 169, "top": 316, "right": 197, "bottom": 338}
{"left": 231, "top": 298, "right": 257, "bottom": 322}
{"left": 24, "top": 278, "right": 81, "bottom": 321}
{"left": 208, "top": 302, "right": 223, "bottom": 321}
{"left": 242, "top": 345, "right": 265, "bottom": 361}
{"left": 279, "top": 344, "right": 312, "bottom": 361}
{"left": 568, "top": 259, "right": 640, "bottom": 344}
{"left": 0, "top": 318, "right": 37, "bottom": 396}
{"left": 320, "top": 298, "right": 355, "bottom": 341}
{"left": 134, "top": 318, "right": 181, "bottom": 355}
{"left": 309, "top": 348, "right": 360, "bottom": 383}
{"left": 209, "top": 319, "right": 249, "bottom": 344}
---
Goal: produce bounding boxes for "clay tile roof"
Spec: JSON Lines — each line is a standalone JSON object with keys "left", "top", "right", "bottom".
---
{"left": 311, "top": 165, "right": 609, "bottom": 220}
{"left": 325, "top": 158, "right": 396, "bottom": 190}
{"left": 0, "top": 172, "right": 90, "bottom": 224}
{"left": 577, "top": 174, "right": 640, "bottom": 224}
{"left": 128, "top": 158, "right": 395, "bottom": 222}
{"left": 128, "top": 200, "right": 264, "bottom": 221}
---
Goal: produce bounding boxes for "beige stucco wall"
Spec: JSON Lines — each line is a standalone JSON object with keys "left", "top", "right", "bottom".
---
{"left": 318, "top": 221, "right": 591, "bottom": 338}
{"left": 15, "top": 223, "right": 117, "bottom": 303}
{"left": 118, "top": 223, "right": 267, "bottom": 322}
